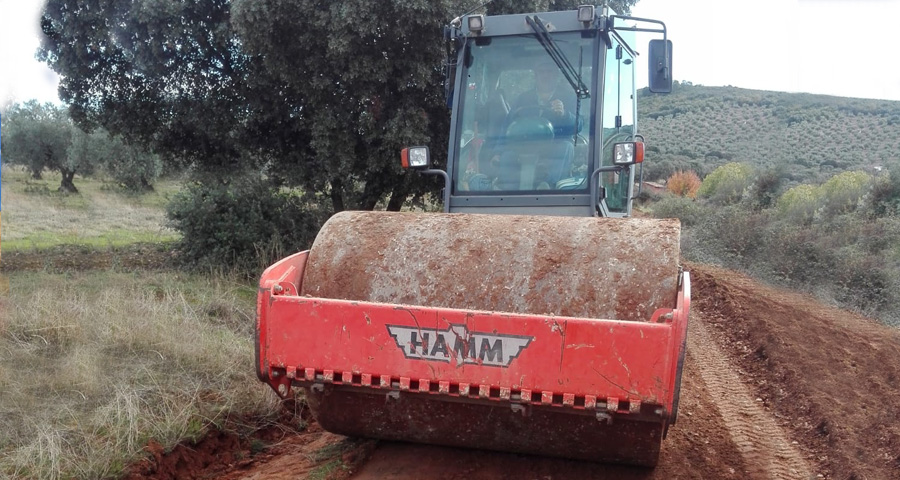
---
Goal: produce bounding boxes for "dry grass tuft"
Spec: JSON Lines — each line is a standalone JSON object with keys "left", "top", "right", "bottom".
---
{"left": 0, "top": 270, "right": 277, "bottom": 479}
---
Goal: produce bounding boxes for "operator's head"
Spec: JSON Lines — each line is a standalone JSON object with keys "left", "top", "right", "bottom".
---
{"left": 535, "top": 62, "right": 559, "bottom": 96}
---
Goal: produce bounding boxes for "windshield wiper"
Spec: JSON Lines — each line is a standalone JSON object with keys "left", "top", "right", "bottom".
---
{"left": 525, "top": 15, "right": 590, "bottom": 100}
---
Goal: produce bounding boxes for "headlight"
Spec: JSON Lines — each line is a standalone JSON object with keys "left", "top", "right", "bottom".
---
{"left": 467, "top": 15, "right": 485, "bottom": 33}
{"left": 401, "top": 146, "right": 431, "bottom": 170}
{"left": 577, "top": 5, "right": 594, "bottom": 23}
{"left": 613, "top": 142, "right": 644, "bottom": 165}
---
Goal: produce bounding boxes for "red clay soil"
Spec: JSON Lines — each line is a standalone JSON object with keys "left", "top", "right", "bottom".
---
{"left": 123, "top": 402, "right": 376, "bottom": 480}
{"left": 127, "top": 263, "right": 900, "bottom": 480}
{"left": 690, "top": 263, "right": 900, "bottom": 480}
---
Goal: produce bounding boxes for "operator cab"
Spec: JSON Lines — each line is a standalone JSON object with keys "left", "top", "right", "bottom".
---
{"left": 402, "top": 5, "right": 672, "bottom": 217}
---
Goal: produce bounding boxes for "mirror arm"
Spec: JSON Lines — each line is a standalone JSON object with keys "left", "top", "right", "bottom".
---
{"left": 610, "top": 16, "right": 668, "bottom": 79}
{"left": 590, "top": 165, "right": 626, "bottom": 217}
{"left": 421, "top": 169, "right": 451, "bottom": 213}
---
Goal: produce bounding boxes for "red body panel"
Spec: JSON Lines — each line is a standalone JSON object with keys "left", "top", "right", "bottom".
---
{"left": 257, "top": 250, "right": 690, "bottom": 421}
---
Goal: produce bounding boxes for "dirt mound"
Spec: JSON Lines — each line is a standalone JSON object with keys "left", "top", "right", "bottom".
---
{"left": 691, "top": 263, "right": 900, "bottom": 479}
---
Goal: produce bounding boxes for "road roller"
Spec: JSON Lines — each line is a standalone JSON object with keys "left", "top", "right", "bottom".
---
{"left": 256, "top": 6, "right": 688, "bottom": 467}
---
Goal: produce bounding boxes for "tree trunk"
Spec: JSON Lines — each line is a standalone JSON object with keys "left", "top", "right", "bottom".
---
{"left": 330, "top": 178, "right": 345, "bottom": 213}
{"left": 360, "top": 195, "right": 379, "bottom": 211}
{"left": 359, "top": 171, "right": 390, "bottom": 211}
{"left": 31, "top": 168, "right": 43, "bottom": 180}
{"left": 59, "top": 169, "right": 79, "bottom": 193}
{"left": 386, "top": 184, "right": 407, "bottom": 212}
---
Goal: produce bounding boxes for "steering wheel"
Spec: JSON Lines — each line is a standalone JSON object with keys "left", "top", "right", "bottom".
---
{"left": 507, "top": 105, "right": 551, "bottom": 125}
{"left": 505, "top": 105, "right": 555, "bottom": 143}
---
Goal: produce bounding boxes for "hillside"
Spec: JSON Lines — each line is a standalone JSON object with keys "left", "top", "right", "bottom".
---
{"left": 637, "top": 83, "right": 900, "bottom": 183}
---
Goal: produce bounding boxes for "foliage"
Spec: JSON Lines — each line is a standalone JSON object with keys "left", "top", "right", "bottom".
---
{"left": 869, "top": 163, "right": 900, "bottom": 217}
{"left": 650, "top": 194, "right": 708, "bottom": 227}
{"left": 101, "top": 135, "right": 163, "bottom": 191}
{"left": 697, "top": 162, "right": 753, "bottom": 204}
{"left": 750, "top": 168, "right": 784, "bottom": 210}
{"left": 671, "top": 165, "right": 900, "bottom": 326}
{"left": 666, "top": 170, "right": 701, "bottom": 198}
{"left": 777, "top": 184, "right": 819, "bottom": 225}
{"left": 692, "top": 205, "right": 768, "bottom": 259}
{"left": 64, "top": 127, "right": 101, "bottom": 179}
{"left": 817, "top": 170, "right": 872, "bottom": 216}
{"left": 1, "top": 101, "right": 81, "bottom": 191}
{"left": 2, "top": 102, "right": 164, "bottom": 193}
{"left": 39, "top": 0, "right": 256, "bottom": 176}
{"left": 39, "top": 0, "right": 634, "bottom": 211}
{"left": 166, "top": 177, "right": 331, "bottom": 274}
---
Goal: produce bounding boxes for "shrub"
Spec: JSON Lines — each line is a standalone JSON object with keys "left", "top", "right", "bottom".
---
{"left": 834, "top": 253, "right": 896, "bottom": 316}
{"left": 751, "top": 168, "right": 783, "bottom": 210}
{"left": 666, "top": 170, "right": 701, "bottom": 198}
{"left": 698, "top": 162, "right": 754, "bottom": 204}
{"left": 763, "top": 220, "right": 837, "bottom": 284}
{"left": 167, "top": 177, "right": 331, "bottom": 274}
{"left": 777, "top": 184, "right": 819, "bottom": 225}
{"left": 650, "top": 195, "right": 709, "bottom": 227}
{"left": 693, "top": 205, "right": 768, "bottom": 261}
{"left": 868, "top": 163, "right": 900, "bottom": 217}
{"left": 101, "top": 136, "right": 163, "bottom": 192}
{"left": 818, "top": 170, "right": 872, "bottom": 215}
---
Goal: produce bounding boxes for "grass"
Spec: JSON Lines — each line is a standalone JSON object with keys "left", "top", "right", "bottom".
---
{"left": 0, "top": 165, "right": 179, "bottom": 252}
{"left": 0, "top": 165, "right": 295, "bottom": 478}
{"left": 0, "top": 270, "right": 278, "bottom": 479}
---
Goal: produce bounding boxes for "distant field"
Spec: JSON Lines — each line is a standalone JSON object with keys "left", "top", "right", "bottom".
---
{"left": 0, "top": 165, "right": 179, "bottom": 251}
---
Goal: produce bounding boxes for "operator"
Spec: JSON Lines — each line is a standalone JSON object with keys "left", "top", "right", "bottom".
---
{"left": 508, "top": 61, "right": 580, "bottom": 136}
{"left": 492, "top": 61, "right": 578, "bottom": 190}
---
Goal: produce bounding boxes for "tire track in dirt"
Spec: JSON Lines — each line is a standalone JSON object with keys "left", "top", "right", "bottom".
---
{"left": 688, "top": 315, "right": 813, "bottom": 479}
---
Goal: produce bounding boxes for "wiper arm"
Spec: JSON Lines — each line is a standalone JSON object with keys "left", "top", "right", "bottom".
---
{"left": 525, "top": 15, "right": 590, "bottom": 99}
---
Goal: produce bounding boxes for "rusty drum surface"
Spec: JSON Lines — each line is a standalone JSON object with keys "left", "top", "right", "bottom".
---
{"left": 301, "top": 211, "right": 681, "bottom": 322}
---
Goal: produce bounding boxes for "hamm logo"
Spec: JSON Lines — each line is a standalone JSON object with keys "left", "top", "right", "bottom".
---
{"left": 386, "top": 324, "right": 533, "bottom": 367}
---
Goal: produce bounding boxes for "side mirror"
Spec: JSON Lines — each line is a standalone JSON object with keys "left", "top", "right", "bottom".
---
{"left": 400, "top": 146, "right": 431, "bottom": 170}
{"left": 648, "top": 39, "right": 673, "bottom": 93}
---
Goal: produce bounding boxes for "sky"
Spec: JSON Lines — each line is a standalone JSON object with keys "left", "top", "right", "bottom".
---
{"left": 630, "top": 0, "right": 900, "bottom": 101}
{"left": 1, "top": 0, "right": 900, "bottom": 112}
{"left": 0, "top": 0, "right": 60, "bottom": 111}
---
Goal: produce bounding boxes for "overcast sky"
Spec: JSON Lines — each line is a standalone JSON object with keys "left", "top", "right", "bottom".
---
{"left": 630, "top": 0, "right": 900, "bottom": 101}
{"left": 2, "top": 0, "right": 900, "bottom": 113}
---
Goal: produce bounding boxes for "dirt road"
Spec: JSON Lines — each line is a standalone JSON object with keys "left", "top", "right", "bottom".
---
{"left": 130, "top": 263, "right": 900, "bottom": 479}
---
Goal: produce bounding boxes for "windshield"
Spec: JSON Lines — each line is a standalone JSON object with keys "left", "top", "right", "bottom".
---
{"left": 453, "top": 33, "right": 595, "bottom": 194}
